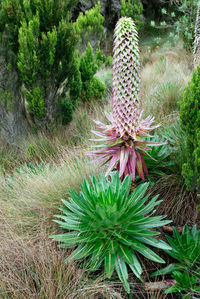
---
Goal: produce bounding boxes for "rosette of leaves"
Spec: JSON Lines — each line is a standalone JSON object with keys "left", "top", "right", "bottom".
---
{"left": 90, "top": 17, "right": 165, "bottom": 182}
{"left": 50, "top": 172, "right": 171, "bottom": 293}
{"left": 164, "top": 271, "right": 200, "bottom": 298}
{"left": 151, "top": 225, "right": 200, "bottom": 277}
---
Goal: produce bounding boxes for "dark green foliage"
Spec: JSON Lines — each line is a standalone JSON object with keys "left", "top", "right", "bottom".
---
{"left": 151, "top": 225, "right": 200, "bottom": 277}
{"left": 81, "top": 77, "right": 105, "bottom": 102}
{"left": 159, "top": 121, "right": 188, "bottom": 180}
{"left": 152, "top": 0, "right": 198, "bottom": 51}
{"left": 59, "top": 97, "right": 73, "bottom": 126}
{"left": 179, "top": 67, "right": 200, "bottom": 191}
{"left": 176, "top": 0, "right": 198, "bottom": 51}
{"left": 74, "top": 2, "right": 104, "bottom": 48}
{"left": 50, "top": 172, "right": 171, "bottom": 293}
{"left": 69, "top": 50, "right": 82, "bottom": 107}
{"left": 121, "top": 0, "right": 144, "bottom": 31}
{"left": 142, "top": 133, "right": 173, "bottom": 178}
{"left": 95, "top": 48, "right": 106, "bottom": 67}
{"left": 80, "top": 43, "right": 98, "bottom": 81}
{"left": 23, "top": 87, "right": 44, "bottom": 119}
{"left": 164, "top": 271, "right": 200, "bottom": 297}
{"left": 0, "top": 0, "right": 79, "bottom": 123}
{"left": 105, "top": 56, "right": 113, "bottom": 67}
{"left": 80, "top": 43, "right": 105, "bottom": 101}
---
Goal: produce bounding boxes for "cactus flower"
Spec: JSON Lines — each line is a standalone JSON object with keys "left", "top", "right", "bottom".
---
{"left": 90, "top": 17, "right": 165, "bottom": 182}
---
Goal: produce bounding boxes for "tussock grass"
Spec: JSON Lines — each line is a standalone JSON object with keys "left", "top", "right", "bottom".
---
{"left": 0, "top": 101, "right": 111, "bottom": 173}
{"left": 148, "top": 175, "right": 198, "bottom": 226}
{"left": 0, "top": 151, "right": 104, "bottom": 233}
{"left": 0, "top": 227, "right": 122, "bottom": 299}
{"left": 141, "top": 44, "right": 192, "bottom": 124}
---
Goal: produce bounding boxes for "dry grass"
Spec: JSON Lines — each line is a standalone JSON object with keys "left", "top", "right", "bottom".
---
{"left": 148, "top": 175, "right": 199, "bottom": 227}
{"left": 141, "top": 43, "right": 193, "bottom": 124}
{"left": 0, "top": 226, "right": 122, "bottom": 299}
{"left": 0, "top": 150, "right": 105, "bottom": 233}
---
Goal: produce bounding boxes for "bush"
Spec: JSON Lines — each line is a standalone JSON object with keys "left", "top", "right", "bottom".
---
{"left": 59, "top": 97, "right": 73, "bottom": 125}
{"left": 74, "top": 1, "right": 104, "bottom": 50}
{"left": 80, "top": 43, "right": 105, "bottom": 101}
{"left": 105, "top": 56, "right": 113, "bottom": 67}
{"left": 151, "top": 0, "right": 199, "bottom": 51}
{"left": 151, "top": 225, "right": 200, "bottom": 277}
{"left": 80, "top": 43, "right": 98, "bottom": 82}
{"left": 121, "top": 0, "right": 144, "bottom": 31}
{"left": 95, "top": 48, "right": 107, "bottom": 67}
{"left": 51, "top": 172, "right": 171, "bottom": 293}
{"left": 0, "top": 0, "right": 78, "bottom": 125}
{"left": 179, "top": 66, "right": 200, "bottom": 191}
{"left": 82, "top": 77, "right": 105, "bottom": 101}
{"left": 164, "top": 271, "right": 200, "bottom": 297}
{"left": 160, "top": 121, "right": 188, "bottom": 181}
{"left": 69, "top": 50, "right": 82, "bottom": 107}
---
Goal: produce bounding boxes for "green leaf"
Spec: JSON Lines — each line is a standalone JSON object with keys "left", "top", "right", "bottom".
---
{"left": 131, "top": 241, "right": 165, "bottom": 263}
{"left": 164, "top": 285, "right": 180, "bottom": 294}
{"left": 115, "top": 255, "right": 130, "bottom": 293}
{"left": 151, "top": 263, "right": 182, "bottom": 277}
{"left": 118, "top": 244, "right": 134, "bottom": 265}
{"left": 129, "top": 252, "right": 143, "bottom": 280}
{"left": 135, "top": 236, "right": 172, "bottom": 250}
{"left": 105, "top": 252, "right": 116, "bottom": 278}
{"left": 49, "top": 232, "right": 78, "bottom": 245}
{"left": 67, "top": 243, "right": 95, "bottom": 261}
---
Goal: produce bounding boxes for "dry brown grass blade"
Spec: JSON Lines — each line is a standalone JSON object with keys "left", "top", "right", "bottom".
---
{"left": 148, "top": 175, "right": 198, "bottom": 227}
{"left": 0, "top": 224, "right": 122, "bottom": 299}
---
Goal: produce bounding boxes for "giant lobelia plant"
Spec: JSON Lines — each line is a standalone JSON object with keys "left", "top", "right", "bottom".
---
{"left": 50, "top": 172, "right": 171, "bottom": 293}
{"left": 90, "top": 18, "right": 165, "bottom": 181}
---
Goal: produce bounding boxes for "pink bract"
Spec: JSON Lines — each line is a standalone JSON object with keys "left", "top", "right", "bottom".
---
{"left": 90, "top": 17, "right": 165, "bottom": 182}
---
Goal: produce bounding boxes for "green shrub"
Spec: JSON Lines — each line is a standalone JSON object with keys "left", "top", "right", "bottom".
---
{"left": 160, "top": 121, "right": 187, "bottom": 181}
{"left": 151, "top": 225, "right": 200, "bottom": 277}
{"left": 82, "top": 77, "right": 105, "bottom": 101}
{"left": 105, "top": 56, "right": 113, "bottom": 67}
{"left": 69, "top": 50, "right": 82, "bottom": 107}
{"left": 179, "top": 67, "right": 200, "bottom": 191}
{"left": 121, "top": 0, "right": 144, "bottom": 31}
{"left": 151, "top": 0, "right": 198, "bottom": 51}
{"left": 95, "top": 48, "right": 106, "bottom": 67}
{"left": 165, "top": 271, "right": 200, "bottom": 297}
{"left": 74, "top": 1, "right": 104, "bottom": 49}
{"left": 142, "top": 133, "right": 173, "bottom": 178}
{"left": 0, "top": 0, "right": 78, "bottom": 126}
{"left": 0, "top": 0, "right": 78, "bottom": 128}
{"left": 80, "top": 43, "right": 98, "bottom": 82}
{"left": 50, "top": 172, "right": 171, "bottom": 293}
{"left": 59, "top": 97, "right": 73, "bottom": 126}
{"left": 95, "top": 68, "right": 112, "bottom": 92}
{"left": 23, "top": 86, "right": 44, "bottom": 120}
{"left": 80, "top": 43, "right": 105, "bottom": 101}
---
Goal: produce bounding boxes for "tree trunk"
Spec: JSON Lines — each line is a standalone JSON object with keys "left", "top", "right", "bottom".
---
{"left": 194, "top": 0, "right": 200, "bottom": 67}
{"left": 0, "top": 56, "right": 29, "bottom": 145}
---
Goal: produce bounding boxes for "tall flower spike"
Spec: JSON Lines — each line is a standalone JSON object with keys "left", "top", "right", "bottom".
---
{"left": 113, "top": 17, "right": 141, "bottom": 139}
{"left": 90, "top": 17, "right": 165, "bottom": 182}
